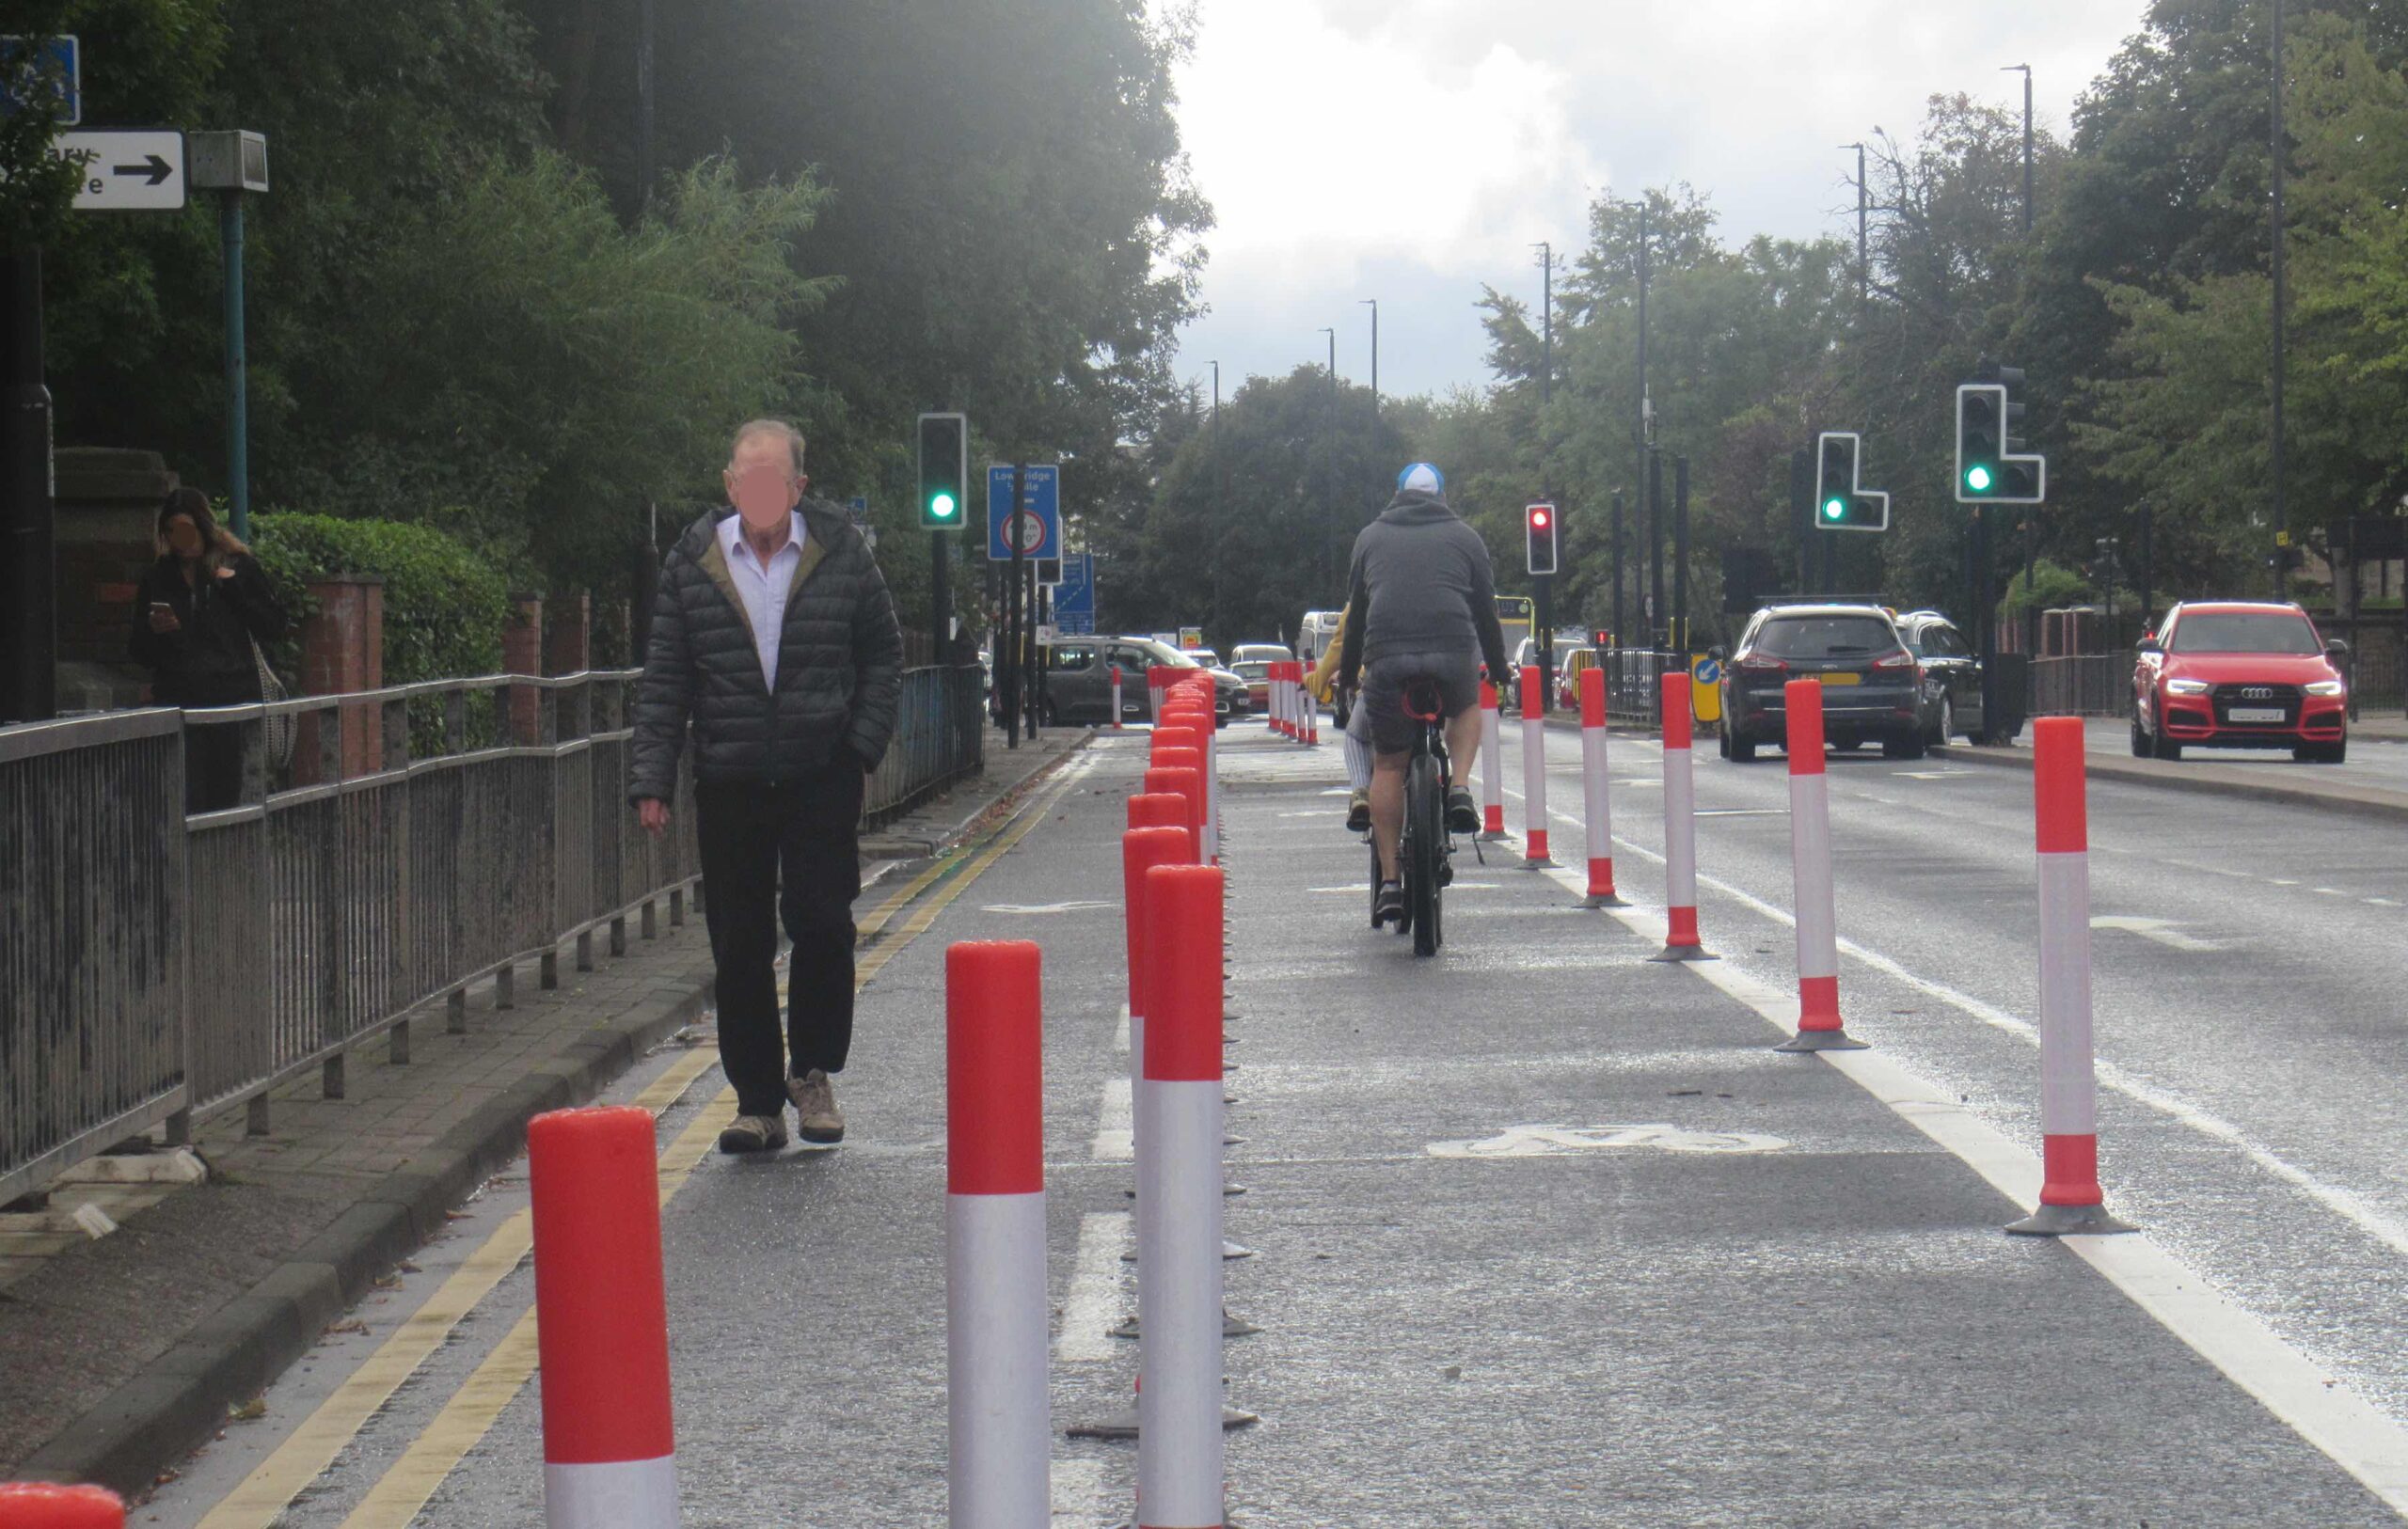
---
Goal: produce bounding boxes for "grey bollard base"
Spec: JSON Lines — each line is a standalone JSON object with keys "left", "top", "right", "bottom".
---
{"left": 2007, "top": 1203, "right": 2137, "bottom": 1237}
{"left": 1111, "top": 1309, "right": 1262, "bottom": 1341}
{"left": 1647, "top": 944, "right": 1718, "bottom": 964}
{"left": 1582, "top": 893, "right": 1631, "bottom": 908}
{"left": 539, "top": 950, "right": 560, "bottom": 990}
{"left": 1064, "top": 1403, "right": 1259, "bottom": 1442}
{"left": 389, "top": 1019, "right": 410, "bottom": 1065}
{"left": 610, "top": 915, "right": 627, "bottom": 957}
{"left": 576, "top": 929, "right": 594, "bottom": 973}
{"left": 642, "top": 899, "right": 657, "bottom": 940}
{"left": 246, "top": 1095, "right": 272, "bottom": 1137}
{"left": 495, "top": 964, "right": 515, "bottom": 1011}
{"left": 323, "top": 1053, "right": 346, "bottom": 1100}
{"left": 447, "top": 989, "right": 468, "bottom": 1034}
{"left": 1773, "top": 1029, "right": 1869, "bottom": 1053}
{"left": 669, "top": 887, "right": 686, "bottom": 927}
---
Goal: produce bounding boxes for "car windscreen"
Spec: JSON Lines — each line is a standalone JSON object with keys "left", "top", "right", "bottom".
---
{"left": 2167, "top": 612, "right": 2320, "bottom": 655}
{"left": 1233, "top": 663, "right": 1270, "bottom": 679}
{"left": 1751, "top": 615, "right": 1896, "bottom": 660}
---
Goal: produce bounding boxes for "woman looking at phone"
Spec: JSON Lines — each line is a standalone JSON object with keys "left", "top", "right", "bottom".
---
{"left": 129, "top": 487, "right": 288, "bottom": 811}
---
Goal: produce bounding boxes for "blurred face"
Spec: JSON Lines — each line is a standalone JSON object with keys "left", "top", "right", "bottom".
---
{"left": 165, "top": 514, "right": 204, "bottom": 560}
{"left": 724, "top": 433, "right": 804, "bottom": 532}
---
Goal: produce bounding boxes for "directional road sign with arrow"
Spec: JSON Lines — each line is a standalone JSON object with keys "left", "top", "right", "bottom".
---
{"left": 55, "top": 129, "right": 186, "bottom": 211}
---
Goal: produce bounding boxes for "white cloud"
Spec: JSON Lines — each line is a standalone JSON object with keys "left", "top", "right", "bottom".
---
{"left": 1164, "top": 0, "right": 2155, "bottom": 400}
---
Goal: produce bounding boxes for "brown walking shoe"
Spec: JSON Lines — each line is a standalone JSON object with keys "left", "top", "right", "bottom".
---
{"left": 788, "top": 1069, "right": 845, "bottom": 1143}
{"left": 717, "top": 1112, "right": 788, "bottom": 1154}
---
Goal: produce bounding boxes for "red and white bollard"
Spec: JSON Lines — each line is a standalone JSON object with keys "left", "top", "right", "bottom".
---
{"left": 1111, "top": 664, "right": 1125, "bottom": 730}
{"left": 528, "top": 1107, "right": 678, "bottom": 1526}
{"left": 1148, "top": 665, "right": 1176, "bottom": 724}
{"left": 1278, "top": 663, "right": 1297, "bottom": 736}
{"left": 1479, "top": 678, "right": 1506, "bottom": 839}
{"left": 1144, "top": 765, "right": 1205, "bottom": 860}
{"left": 1773, "top": 679, "right": 1865, "bottom": 1052}
{"left": 2009, "top": 717, "right": 2137, "bottom": 1237}
{"left": 945, "top": 941, "right": 1050, "bottom": 1526}
{"left": 1301, "top": 673, "right": 1318, "bottom": 745}
{"left": 1577, "top": 666, "right": 1621, "bottom": 906}
{"left": 1139, "top": 864, "right": 1233, "bottom": 1527}
{"left": 0, "top": 1485, "right": 123, "bottom": 1525}
{"left": 1652, "top": 671, "right": 1712, "bottom": 961}
{"left": 1518, "top": 665, "right": 1553, "bottom": 867}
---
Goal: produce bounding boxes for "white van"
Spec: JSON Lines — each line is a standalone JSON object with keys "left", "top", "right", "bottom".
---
{"left": 1296, "top": 609, "right": 1343, "bottom": 663}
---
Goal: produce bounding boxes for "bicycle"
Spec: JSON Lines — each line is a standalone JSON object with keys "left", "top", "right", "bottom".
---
{"left": 1365, "top": 676, "right": 1454, "bottom": 956}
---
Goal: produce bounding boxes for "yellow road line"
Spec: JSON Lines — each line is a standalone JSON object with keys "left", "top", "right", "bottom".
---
{"left": 196, "top": 1047, "right": 725, "bottom": 1528}
{"left": 305, "top": 758, "right": 1088, "bottom": 1528}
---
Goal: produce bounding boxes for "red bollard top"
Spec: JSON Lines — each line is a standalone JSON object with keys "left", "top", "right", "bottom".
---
{"left": 1127, "top": 792, "right": 1186, "bottom": 830}
{"left": 1142, "top": 766, "right": 1205, "bottom": 844}
{"left": 1148, "top": 665, "right": 1177, "bottom": 691}
{"left": 0, "top": 1484, "right": 125, "bottom": 1526}
{"left": 946, "top": 941, "right": 1044, "bottom": 1196}
{"left": 1151, "top": 725, "right": 1202, "bottom": 758}
{"left": 1783, "top": 677, "right": 1826, "bottom": 773}
{"left": 1151, "top": 746, "right": 1203, "bottom": 776}
{"left": 1122, "top": 825, "right": 1196, "bottom": 1018}
{"left": 2035, "top": 716, "right": 2087, "bottom": 854}
{"left": 1578, "top": 665, "right": 1606, "bottom": 729}
{"left": 1143, "top": 865, "right": 1226, "bottom": 1081}
{"left": 1520, "top": 665, "right": 1544, "bottom": 721}
{"left": 526, "top": 1105, "right": 673, "bottom": 1469}
{"left": 1481, "top": 677, "right": 1498, "bottom": 711}
{"left": 1660, "top": 671, "right": 1693, "bottom": 750}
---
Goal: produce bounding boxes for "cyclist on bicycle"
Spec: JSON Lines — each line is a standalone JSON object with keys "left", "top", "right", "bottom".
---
{"left": 1336, "top": 463, "right": 1513, "bottom": 925}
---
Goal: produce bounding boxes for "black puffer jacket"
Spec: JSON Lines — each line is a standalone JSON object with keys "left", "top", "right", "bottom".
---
{"left": 628, "top": 501, "right": 903, "bottom": 802}
{"left": 128, "top": 554, "right": 288, "bottom": 706}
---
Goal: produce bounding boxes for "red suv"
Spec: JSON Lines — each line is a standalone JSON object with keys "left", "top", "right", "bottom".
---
{"left": 2131, "top": 602, "right": 2350, "bottom": 763}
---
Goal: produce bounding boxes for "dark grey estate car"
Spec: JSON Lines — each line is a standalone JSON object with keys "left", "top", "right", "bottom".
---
{"left": 1716, "top": 603, "right": 1925, "bottom": 762}
{"left": 1039, "top": 637, "right": 1245, "bottom": 726}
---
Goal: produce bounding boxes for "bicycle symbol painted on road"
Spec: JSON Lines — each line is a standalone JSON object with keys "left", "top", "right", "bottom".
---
{"left": 1425, "top": 1123, "right": 1789, "bottom": 1159}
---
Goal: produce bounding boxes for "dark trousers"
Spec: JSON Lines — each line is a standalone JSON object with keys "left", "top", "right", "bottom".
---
{"left": 695, "top": 760, "right": 866, "bottom": 1117}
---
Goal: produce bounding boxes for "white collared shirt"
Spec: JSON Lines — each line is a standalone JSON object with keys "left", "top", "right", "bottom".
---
{"left": 718, "top": 511, "right": 807, "bottom": 689}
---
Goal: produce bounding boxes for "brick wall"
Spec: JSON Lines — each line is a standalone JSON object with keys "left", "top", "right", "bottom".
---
{"left": 293, "top": 575, "right": 385, "bottom": 782}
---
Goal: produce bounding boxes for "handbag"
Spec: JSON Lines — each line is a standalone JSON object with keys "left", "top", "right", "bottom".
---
{"left": 250, "top": 636, "right": 294, "bottom": 771}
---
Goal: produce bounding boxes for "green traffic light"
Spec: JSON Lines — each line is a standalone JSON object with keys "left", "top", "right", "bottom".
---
{"left": 1965, "top": 465, "right": 1992, "bottom": 494}
{"left": 930, "top": 492, "right": 958, "bottom": 519}
{"left": 1823, "top": 497, "right": 1847, "bottom": 521}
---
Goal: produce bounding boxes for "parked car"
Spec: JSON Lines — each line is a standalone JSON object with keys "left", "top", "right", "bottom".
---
{"left": 1554, "top": 648, "right": 1599, "bottom": 710}
{"left": 1501, "top": 635, "right": 1589, "bottom": 709}
{"left": 1892, "top": 610, "right": 1985, "bottom": 746}
{"left": 1038, "top": 636, "right": 1246, "bottom": 727}
{"left": 2131, "top": 602, "right": 2349, "bottom": 763}
{"left": 1232, "top": 660, "right": 1274, "bottom": 712}
{"left": 1184, "top": 648, "right": 1222, "bottom": 670}
{"left": 1230, "top": 643, "right": 1293, "bottom": 666}
{"left": 1716, "top": 602, "right": 1925, "bottom": 762}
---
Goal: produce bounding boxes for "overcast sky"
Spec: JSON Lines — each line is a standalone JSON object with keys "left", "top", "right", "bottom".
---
{"left": 1163, "top": 0, "right": 2155, "bottom": 404}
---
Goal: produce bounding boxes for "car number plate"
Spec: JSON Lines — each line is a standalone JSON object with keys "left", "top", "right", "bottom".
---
{"left": 1816, "top": 672, "right": 1861, "bottom": 686}
{"left": 2228, "top": 706, "right": 2285, "bottom": 722}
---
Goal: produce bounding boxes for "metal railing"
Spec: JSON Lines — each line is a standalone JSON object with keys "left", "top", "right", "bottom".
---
{"left": 1601, "top": 649, "right": 1679, "bottom": 726}
{"left": 2, "top": 664, "right": 985, "bottom": 1203}
{"left": 2030, "top": 655, "right": 2132, "bottom": 719}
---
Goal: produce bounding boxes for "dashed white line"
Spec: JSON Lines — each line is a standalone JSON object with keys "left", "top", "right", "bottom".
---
{"left": 1054, "top": 1212, "right": 1131, "bottom": 1364}
{"left": 1089, "top": 1079, "right": 1133, "bottom": 1161}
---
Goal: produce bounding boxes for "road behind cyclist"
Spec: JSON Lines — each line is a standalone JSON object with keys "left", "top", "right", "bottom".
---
{"left": 1336, "top": 464, "right": 1513, "bottom": 924}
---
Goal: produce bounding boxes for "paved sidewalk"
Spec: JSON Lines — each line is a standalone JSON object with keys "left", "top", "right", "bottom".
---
{"left": 0, "top": 723, "right": 1085, "bottom": 1496}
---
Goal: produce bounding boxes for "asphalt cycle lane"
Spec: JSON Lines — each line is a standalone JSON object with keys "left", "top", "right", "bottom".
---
{"left": 1505, "top": 718, "right": 2408, "bottom": 1433}
{"left": 137, "top": 724, "right": 2403, "bottom": 1525}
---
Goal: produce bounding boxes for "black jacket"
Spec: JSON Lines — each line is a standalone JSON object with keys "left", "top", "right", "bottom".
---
{"left": 1337, "top": 490, "right": 1512, "bottom": 688}
{"left": 628, "top": 500, "right": 904, "bottom": 802}
{"left": 128, "top": 554, "right": 288, "bottom": 706}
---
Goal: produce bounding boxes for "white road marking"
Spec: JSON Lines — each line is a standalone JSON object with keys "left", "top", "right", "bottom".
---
{"left": 2370, "top": 898, "right": 2403, "bottom": 908}
{"left": 2091, "top": 915, "right": 2222, "bottom": 952}
{"left": 1051, "top": 1459, "right": 1107, "bottom": 1521}
{"left": 1428, "top": 1124, "right": 1788, "bottom": 1158}
{"left": 981, "top": 900, "right": 1116, "bottom": 914}
{"left": 1089, "top": 1080, "right": 1133, "bottom": 1161}
{"left": 1114, "top": 1004, "right": 1129, "bottom": 1054}
{"left": 1055, "top": 1213, "right": 1131, "bottom": 1364}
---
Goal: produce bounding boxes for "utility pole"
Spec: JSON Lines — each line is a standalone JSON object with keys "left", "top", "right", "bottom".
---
{"left": 1672, "top": 455, "right": 1691, "bottom": 655}
{"left": 1840, "top": 143, "right": 1867, "bottom": 307}
{"left": 1360, "top": 299, "right": 1378, "bottom": 427}
{"left": 2, "top": 247, "right": 55, "bottom": 723}
{"left": 1635, "top": 199, "right": 1652, "bottom": 464}
{"left": 1610, "top": 490, "right": 1625, "bottom": 649}
{"left": 1533, "top": 242, "right": 1553, "bottom": 410}
{"left": 1321, "top": 325, "right": 1339, "bottom": 588}
{"left": 1210, "top": 361, "right": 1222, "bottom": 642}
{"left": 636, "top": 0, "right": 657, "bottom": 213}
{"left": 2003, "top": 65, "right": 2033, "bottom": 235}
{"left": 1646, "top": 448, "right": 1664, "bottom": 648}
{"left": 2271, "top": 0, "right": 2289, "bottom": 575}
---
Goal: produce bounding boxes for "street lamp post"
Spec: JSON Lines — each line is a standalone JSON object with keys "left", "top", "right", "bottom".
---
{"left": 1840, "top": 142, "right": 1867, "bottom": 308}
{"left": 1319, "top": 325, "right": 1339, "bottom": 587}
{"left": 1360, "top": 299, "right": 1378, "bottom": 427}
{"left": 2270, "top": 0, "right": 2289, "bottom": 577}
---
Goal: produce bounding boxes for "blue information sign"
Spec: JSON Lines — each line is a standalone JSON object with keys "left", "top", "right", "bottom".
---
{"left": 2, "top": 36, "right": 80, "bottom": 126}
{"left": 1053, "top": 553, "right": 1096, "bottom": 635}
{"left": 985, "top": 465, "right": 1060, "bottom": 561}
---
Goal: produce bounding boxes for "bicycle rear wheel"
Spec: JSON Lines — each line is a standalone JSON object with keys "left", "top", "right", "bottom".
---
{"left": 1407, "top": 752, "right": 1443, "bottom": 955}
{"left": 1368, "top": 834, "right": 1384, "bottom": 928}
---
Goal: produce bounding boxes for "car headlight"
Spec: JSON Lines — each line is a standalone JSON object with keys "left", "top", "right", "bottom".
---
{"left": 2305, "top": 680, "right": 2345, "bottom": 697}
{"left": 2165, "top": 678, "right": 2210, "bottom": 695}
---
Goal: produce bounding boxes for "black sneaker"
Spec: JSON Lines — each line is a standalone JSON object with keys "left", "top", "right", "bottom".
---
{"left": 1374, "top": 880, "right": 1404, "bottom": 925}
{"left": 1346, "top": 789, "right": 1371, "bottom": 833}
{"left": 1446, "top": 786, "right": 1479, "bottom": 835}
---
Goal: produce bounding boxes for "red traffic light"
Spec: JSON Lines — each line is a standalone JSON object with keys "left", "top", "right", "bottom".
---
{"left": 1525, "top": 501, "right": 1559, "bottom": 576}
{"left": 1528, "top": 506, "right": 1551, "bottom": 529}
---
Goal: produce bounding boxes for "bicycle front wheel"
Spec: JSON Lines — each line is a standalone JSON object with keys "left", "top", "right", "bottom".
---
{"left": 1407, "top": 752, "right": 1443, "bottom": 955}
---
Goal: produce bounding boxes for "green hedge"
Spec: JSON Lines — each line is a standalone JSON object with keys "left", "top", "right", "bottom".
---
{"left": 250, "top": 512, "right": 510, "bottom": 686}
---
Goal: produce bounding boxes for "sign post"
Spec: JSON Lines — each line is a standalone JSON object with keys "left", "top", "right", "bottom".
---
{"left": 1054, "top": 552, "right": 1096, "bottom": 636}
{"left": 189, "top": 132, "right": 268, "bottom": 536}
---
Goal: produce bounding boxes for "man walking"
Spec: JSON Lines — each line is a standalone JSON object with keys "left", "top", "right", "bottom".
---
{"left": 631, "top": 420, "right": 903, "bottom": 1153}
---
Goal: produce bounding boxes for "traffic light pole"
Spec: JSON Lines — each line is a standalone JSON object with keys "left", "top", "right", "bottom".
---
{"left": 1672, "top": 455, "right": 1690, "bottom": 655}
{"left": 3, "top": 246, "right": 55, "bottom": 725}
{"left": 1646, "top": 449, "right": 1664, "bottom": 647}
{"left": 1609, "top": 491, "right": 1624, "bottom": 649}
{"left": 1975, "top": 506, "right": 1997, "bottom": 742}
{"left": 931, "top": 525, "right": 951, "bottom": 662}
{"left": 1534, "top": 571, "right": 1553, "bottom": 712}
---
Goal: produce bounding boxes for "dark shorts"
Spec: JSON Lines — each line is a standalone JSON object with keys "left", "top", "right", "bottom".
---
{"left": 1361, "top": 651, "right": 1480, "bottom": 753}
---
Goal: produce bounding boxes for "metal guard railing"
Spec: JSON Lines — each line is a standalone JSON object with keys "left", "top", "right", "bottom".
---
{"left": 1, "top": 664, "right": 984, "bottom": 1205}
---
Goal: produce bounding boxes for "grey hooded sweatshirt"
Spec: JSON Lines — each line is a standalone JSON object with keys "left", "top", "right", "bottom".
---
{"left": 1336, "top": 488, "right": 1513, "bottom": 688}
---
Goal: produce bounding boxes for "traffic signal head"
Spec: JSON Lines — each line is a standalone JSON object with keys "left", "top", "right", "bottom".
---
{"left": 1526, "top": 502, "right": 1559, "bottom": 575}
{"left": 1955, "top": 381, "right": 2043, "bottom": 503}
{"left": 916, "top": 412, "right": 968, "bottom": 529}
{"left": 1813, "top": 433, "right": 1888, "bottom": 531}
